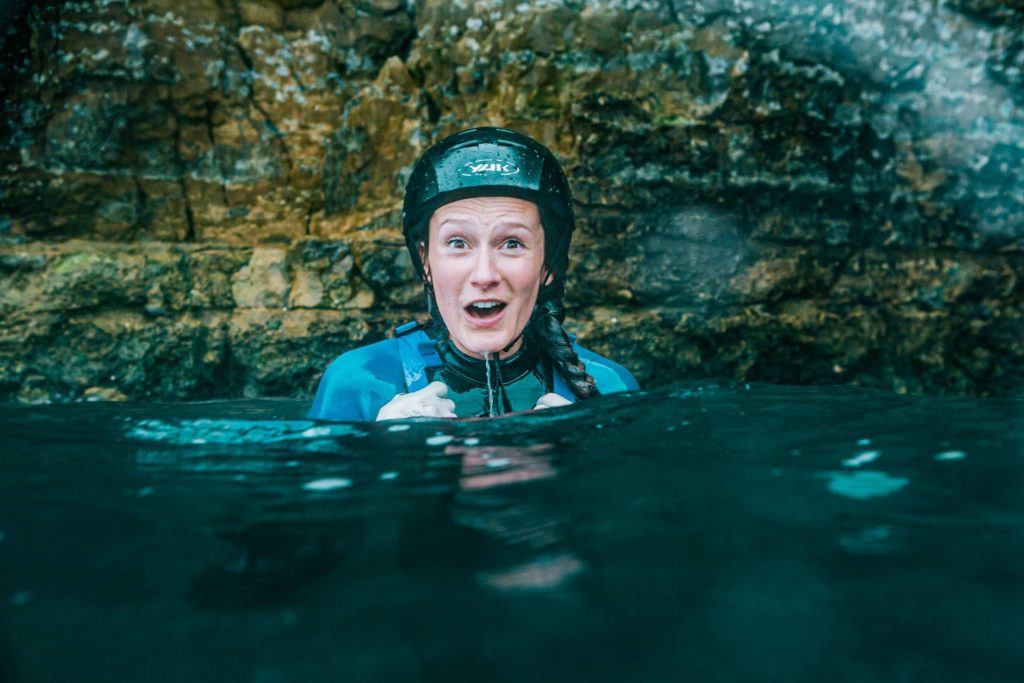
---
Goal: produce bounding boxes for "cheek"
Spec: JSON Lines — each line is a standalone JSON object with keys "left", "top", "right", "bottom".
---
{"left": 513, "top": 258, "right": 545, "bottom": 296}
{"left": 427, "top": 258, "right": 461, "bottom": 303}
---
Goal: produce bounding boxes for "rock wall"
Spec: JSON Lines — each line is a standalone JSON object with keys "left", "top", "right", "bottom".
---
{"left": 1, "top": 0, "right": 1022, "bottom": 403}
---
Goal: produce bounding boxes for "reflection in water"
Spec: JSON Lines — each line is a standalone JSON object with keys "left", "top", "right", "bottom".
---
{"left": 450, "top": 441, "right": 584, "bottom": 591}
{"left": 454, "top": 442, "right": 557, "bottom": 492}
{"left": 478, "top": 553, "right": 585, "bottom": 591}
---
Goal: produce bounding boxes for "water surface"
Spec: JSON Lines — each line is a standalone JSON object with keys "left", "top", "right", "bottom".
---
{"left": 1, "top": 383, "right": 1022, "bottom": 682}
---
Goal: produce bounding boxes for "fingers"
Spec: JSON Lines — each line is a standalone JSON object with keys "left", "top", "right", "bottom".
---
{"left": 425, "top": 397, "right": 457, "bottom": 418}
{"left": 534, "top": 393, "right": 572, "bottom": 411}
{"left": 423, "top": 381, "right": 449, "bottom": 398}
{"left": 375, "top": 385, "right": 457, "bottom": 421}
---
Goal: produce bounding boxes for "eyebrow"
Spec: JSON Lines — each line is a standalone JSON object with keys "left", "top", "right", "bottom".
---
{"left": 435, "top": 218, "right": 535, "bottom": 231}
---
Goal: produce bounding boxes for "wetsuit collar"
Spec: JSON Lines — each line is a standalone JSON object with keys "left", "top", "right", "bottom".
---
{"left": 438, "top": 339, "right": 539, "bottom": 391}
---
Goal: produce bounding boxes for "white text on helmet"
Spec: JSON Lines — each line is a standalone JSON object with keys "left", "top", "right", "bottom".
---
{"left": 460, "top": 160, "right": 520, "bottom": 177}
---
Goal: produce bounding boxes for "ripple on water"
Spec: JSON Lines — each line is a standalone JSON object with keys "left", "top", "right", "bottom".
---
{"left": 127, "top": 418, "right": 358, "bottom": 445}
{"left": 842, "top": 450, "right": 880, "bottom": 468}
{"left": 823, "top": 471, "right": 909, "bottom": 500}
{"left": 302, "top": 478, "right": 352, "bottom": 492}
{"left": 935, "top": 450, "right": 967, "bottom": 461}
{"left": 838, "top": 525, "right": 896, "bottom": 554}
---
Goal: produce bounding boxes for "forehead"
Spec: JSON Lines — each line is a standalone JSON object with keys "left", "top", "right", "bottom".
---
{"left": 429, "top": 196, "right": 541, "bottom": 229}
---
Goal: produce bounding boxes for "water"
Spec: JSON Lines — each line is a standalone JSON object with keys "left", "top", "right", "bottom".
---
{"left": 484, "top": 351, "right": 496, "bottom": 417}
{"left": 0, "top": 383, "right": 1022, "bottom": 682}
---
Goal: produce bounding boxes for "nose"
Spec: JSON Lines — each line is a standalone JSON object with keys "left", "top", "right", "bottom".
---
{"left": 469, "top": 248, "right": 500, "bottom": 290}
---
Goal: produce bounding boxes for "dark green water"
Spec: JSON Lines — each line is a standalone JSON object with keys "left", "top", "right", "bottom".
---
{"left": 0, "top": 383, "right": 1022, "bottom": 682}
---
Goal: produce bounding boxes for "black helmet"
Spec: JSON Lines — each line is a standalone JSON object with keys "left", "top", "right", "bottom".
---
{"left": 401, "top": 127, "right": 575, "bottom": 285}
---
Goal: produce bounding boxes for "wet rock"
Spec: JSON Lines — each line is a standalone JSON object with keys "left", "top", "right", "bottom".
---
{"left": 232, "top": 248, "right": 290, "bottom": 308}
{"left": 83, "top": 386, "right": 130, "bottom": 402}
{"left": 356, "top": 242, "right": 419, "bottom": 306}
{"left": 239, "top": 1, "right": 285, "bottom": 29}
{"left": 0, "top": 0, "right": 1022, "bottom": 401}
{"left": 227, "top": 308, "right": 379, "bottom": 398}
{"left": 287, "top": 240, "right": 357, "bottom": 309}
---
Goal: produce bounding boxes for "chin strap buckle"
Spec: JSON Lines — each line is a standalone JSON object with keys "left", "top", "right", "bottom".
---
{"left": 394, "top": 321, "right": 421, "bottom": 336}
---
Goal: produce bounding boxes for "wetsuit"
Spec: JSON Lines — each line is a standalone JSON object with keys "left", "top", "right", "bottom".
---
{"left": 307, "top": 326, "right": 639, "bottom": 421}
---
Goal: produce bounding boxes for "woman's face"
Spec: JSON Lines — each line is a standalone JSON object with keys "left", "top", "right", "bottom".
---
{"left": 424, "top": 196, "right": 547, "bottom": 359}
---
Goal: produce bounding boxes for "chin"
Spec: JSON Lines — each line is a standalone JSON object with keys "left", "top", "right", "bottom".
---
{"left": 454, "top": 331, "right": 514, "bottom": 358}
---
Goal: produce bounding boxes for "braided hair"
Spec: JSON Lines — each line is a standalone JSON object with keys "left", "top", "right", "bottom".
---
{"left": 523, "top": 284, "right": 599, "bottom": 400}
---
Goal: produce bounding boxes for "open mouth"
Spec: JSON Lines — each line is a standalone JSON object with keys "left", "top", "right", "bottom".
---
{"left": 465, "top": 300, "right": 507, "bottom": 319}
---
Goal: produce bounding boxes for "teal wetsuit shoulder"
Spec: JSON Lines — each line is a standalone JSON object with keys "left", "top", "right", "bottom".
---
{"left": 307, "top": 332, "right": 639, "bottom": 421}
{"left": 575, "top": 345, "right": 640, "bottom": 394}
{"left": 307, "top": 337, "right": 407, "bottom": 421}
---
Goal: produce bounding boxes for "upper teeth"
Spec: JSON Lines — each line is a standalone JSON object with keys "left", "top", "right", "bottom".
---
{"left": 473, "top": 302, "right": 499, "bottom": 309}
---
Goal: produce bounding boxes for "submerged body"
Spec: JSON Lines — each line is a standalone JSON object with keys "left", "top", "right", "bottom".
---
{"left": 308, "top": 328, "right": 638, "bottom": 422}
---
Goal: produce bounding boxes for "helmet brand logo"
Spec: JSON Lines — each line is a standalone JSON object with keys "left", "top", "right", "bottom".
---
{"left": 460, "top": 160, "right": 519, "bottom": 176}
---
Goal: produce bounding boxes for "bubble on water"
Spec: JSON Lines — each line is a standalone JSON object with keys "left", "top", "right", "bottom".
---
{"left": 935, "top": 450, "right": 966, "bottom": 461}
{"left": 137, "top": 486, "right": 154, "bottom": 498}
{"left": 303, "top": 478, "right": 351, "bottom": 492}
{"left": 464, "top": 437, "right": 480, "bottom": 446}
{"left": 485, "top": 458, "right": 511, "bottom": 468}
{"left": 856, "top": 438, "right": 872, "bottom": 446}
{"left": 388, "top": 424, "right": 410, "bottom": 432}
{"left": 824, "top": 471, "right": 909, "bottom": 500}
{"left": 426, "top": 435, "right": 453, "bottom": 446}
{"left": 843, "top": 450, "right": 880, "bottom": 467}
{"left": 380, "top": 471, "right": 399, "bottom": 481}
{"left": 302, "top": 426, "right": 332, "bottom": 438}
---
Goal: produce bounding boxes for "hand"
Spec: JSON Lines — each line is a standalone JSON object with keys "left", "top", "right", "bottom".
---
{"left": 376, "top": 381, "right": 457, "bottom": 420}
{"left": 532, "top": 392, "right": 572, "bottom": 411}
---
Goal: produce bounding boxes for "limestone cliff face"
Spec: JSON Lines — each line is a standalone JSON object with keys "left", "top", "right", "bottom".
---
{"left": 1, "top": 0, "right": 1022, "bottom": 402}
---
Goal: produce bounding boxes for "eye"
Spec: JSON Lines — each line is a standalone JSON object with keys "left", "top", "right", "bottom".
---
{"left": 446, "top": 237, "right": 468, "bottom": 249}
{"left": 502, "top": 238, "right": 525, "bottom": 250}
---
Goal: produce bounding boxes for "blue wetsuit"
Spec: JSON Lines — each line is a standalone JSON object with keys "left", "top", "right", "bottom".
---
{"left": 307, "top": 327, "right": 639, "bottom": 421}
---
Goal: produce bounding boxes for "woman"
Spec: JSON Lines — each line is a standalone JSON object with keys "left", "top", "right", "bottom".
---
{"left": 308, "top": 127, "right": 638, "bottom": 420}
